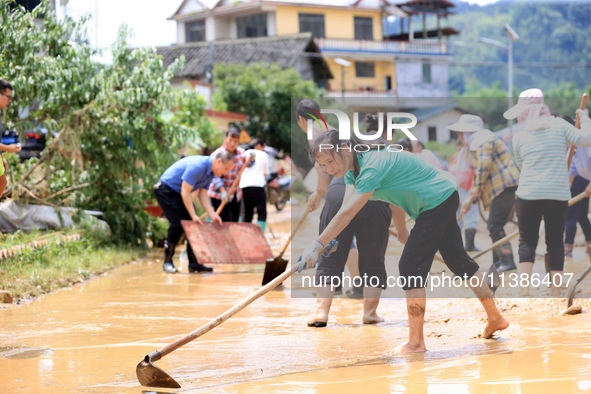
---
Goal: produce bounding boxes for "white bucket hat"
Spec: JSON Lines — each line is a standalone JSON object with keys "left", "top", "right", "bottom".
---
{"left": 503, "top": 88, "right": 545, "bottom": 120}
{"left": 446, "top": 114, "right": 485, "bottom": 133}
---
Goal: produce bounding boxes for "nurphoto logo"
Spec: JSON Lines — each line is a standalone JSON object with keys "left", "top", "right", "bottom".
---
{"left": 306, "top": 109, "right": 419, "bottom": 141}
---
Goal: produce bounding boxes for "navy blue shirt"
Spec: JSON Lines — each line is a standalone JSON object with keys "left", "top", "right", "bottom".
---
{"left": 160, "top": 156, "right": 214, "bottom": 194}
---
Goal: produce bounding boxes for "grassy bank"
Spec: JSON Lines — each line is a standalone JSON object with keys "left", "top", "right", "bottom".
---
{"left": 0, "top": 231, "right": 142, "bottom": 302}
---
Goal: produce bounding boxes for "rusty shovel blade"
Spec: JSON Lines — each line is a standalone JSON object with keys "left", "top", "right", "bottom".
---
{"left": 262, "top": 257, "right": 289, "bottom": 286}
{"left": 136, "top": 353, "right": 181, "bottom": 389}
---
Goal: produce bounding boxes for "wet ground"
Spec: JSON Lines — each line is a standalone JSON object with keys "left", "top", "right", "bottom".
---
{"left": 2, "top": 204, "right": 591, "bottom": 393}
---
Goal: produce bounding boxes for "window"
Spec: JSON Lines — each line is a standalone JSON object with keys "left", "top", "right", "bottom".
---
{"left": 186, "top": 20, "right": 206, "bottom": 42}
{"left": 428, "top": 126, "right": 437, "bottom": 141}
{"left": 12, "top": 0, "right": 41, "bottom": 12}
{"left": 355, "top": 62, "right": 375, "bottom": 78}
{"left": 422, "top": 61, "right": 432, "bottom": 84}
{"left": 299, "top": 13, "right": 325, "bottom": 38}
{"left": 354, "top": 17, "right": 373, "bottom": 40}
{"left": 237, "top": 13, "right": 268, "bottom": 38}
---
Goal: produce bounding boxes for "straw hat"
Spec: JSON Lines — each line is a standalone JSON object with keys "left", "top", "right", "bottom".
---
{"left": 503, "top": 88, "right": 544, "bottom": 120}
{"left": 446, "top": 114, "right": 485, "bottom": 133}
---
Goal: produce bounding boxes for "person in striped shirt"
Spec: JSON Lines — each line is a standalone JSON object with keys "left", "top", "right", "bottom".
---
{"left": 507, "top": 88, "right": 591, "bottom": 296}
{"left": 208, "top": 127, "right": 246, "bottom": 222}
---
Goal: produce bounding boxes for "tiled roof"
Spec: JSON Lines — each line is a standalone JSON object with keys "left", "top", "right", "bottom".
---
{"left": 156, "top": 33, "right": 331, "bottom": 80}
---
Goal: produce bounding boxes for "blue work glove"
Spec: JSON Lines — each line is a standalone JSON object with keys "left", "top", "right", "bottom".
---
{"left": 296, "top": 239, "right": 339, "bottom": 273}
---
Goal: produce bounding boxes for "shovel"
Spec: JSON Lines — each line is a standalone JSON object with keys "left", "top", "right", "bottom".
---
{"left": 136, "top": 239, "right": 338, "bottom": 389}
{"left": 261, "top": 202, "right": 313, "bottom": 285}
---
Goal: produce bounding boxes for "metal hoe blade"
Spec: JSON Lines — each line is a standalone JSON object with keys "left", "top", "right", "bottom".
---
{"left": 136, "top": 352, "right": 181, "bottom": 389}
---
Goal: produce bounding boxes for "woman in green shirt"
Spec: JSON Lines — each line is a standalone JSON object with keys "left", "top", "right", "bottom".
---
{"left": 299, "top": 130, "right": 509, "bottom": 353}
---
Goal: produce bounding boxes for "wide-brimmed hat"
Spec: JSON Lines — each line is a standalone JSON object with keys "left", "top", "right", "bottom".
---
{"left": 503, "top": 88, "right": 544, "bottom": 120}
{"left": 446, "top": 114, "right": 485, "bottom": 133}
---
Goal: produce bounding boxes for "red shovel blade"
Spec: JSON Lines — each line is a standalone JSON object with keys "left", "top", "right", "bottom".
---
{"left": 181, "top": 221, "right": 273, "bottom": 265}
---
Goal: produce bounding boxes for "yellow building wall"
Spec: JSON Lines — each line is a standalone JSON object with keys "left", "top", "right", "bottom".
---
{"left": 274, "top": 6, "right": 382, "bottom": 40}
{"left": 327, "top": 59, "right": 396, "bottom": 92}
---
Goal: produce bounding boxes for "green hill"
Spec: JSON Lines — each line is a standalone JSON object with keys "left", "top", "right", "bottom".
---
{"left": 448, "top": 0, "right": 591, "bottom": 94}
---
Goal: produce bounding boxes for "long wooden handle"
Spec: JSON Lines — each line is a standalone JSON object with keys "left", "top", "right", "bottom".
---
{"left": 275, "top": 207, "right": 311, "bottom": 260}
{"left": 199, "top": 153, "right": 255, "bottom": 220}
{"left": 566, "top": 93, "right": 588, "bottom": 169}
{"left": 471, "top": 191, "right": 588, "bottom": 260}
{"left": 153, "top": 241, "right": 333, "bottom": 359}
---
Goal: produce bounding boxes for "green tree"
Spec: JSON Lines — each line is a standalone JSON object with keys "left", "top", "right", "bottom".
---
{"left": 212, "top": 62, "right": 322, "bottom": 154}
{"left": 0, "top": 1, "right": 208, "bottom": 245}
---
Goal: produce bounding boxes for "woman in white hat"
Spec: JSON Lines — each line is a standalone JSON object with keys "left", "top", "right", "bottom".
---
{"left": 447, "top": 114, "right": 520, "bottom": 278}
{"left": 507, "top": 88, "right": 591, "bottom": 296}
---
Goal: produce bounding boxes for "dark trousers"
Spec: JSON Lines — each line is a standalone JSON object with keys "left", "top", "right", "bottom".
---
{"left": 242, "top": 186, "right": 267, "bottom": 223}
{"left": 488, "top": 186, "right": 517, "bottom": 265}
{"left": 516, "top": 197, "right": 568, "bottom": 271}
{"left": 565, "top": 175, "right": 591, "bottom": 244}
{"left": 211, "top": 194, "right": 241, "bottom": 222}
{"left": 154, "top": 183, "right": 199, "bottom": 268}
{"left": 315, "top": 178, "right": 391, "bottom": 288}
{"left": 398, "top": 191, "right": 480, "bottom": 290}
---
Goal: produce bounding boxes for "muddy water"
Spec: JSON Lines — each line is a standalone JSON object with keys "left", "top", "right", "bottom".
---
{"left": 2, "top": 206, "right": 591, "bottom": 393}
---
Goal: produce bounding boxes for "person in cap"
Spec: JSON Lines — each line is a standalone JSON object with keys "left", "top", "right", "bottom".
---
{"left": 449, "top": 114, "right": 520, "bottom": 274}
{"left": 507, "top": 88, "right": 591, "bottom": 296}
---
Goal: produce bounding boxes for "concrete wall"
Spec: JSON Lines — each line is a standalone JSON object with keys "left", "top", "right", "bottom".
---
{"left": 395, "top": 57, "right": 448, "bottom": 98}
{"left": 412, "top": 109, "right": 465, "bottom": 144}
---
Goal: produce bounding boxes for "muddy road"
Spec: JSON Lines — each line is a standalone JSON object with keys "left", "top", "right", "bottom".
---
{"left": 2, "top": 204, "right": 591, "bottom": 393}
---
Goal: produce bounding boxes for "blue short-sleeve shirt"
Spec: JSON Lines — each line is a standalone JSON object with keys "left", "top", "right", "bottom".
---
{"left": 160, "top": 156, "right": 214, "bottom": 194}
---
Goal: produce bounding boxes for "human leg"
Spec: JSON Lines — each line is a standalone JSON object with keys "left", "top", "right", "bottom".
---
{"left": 242, "top": 187, "right": 256, "bottom": 223}
{"left": 397, "top": 288, "right": 427, "bottom": 354}
{"left": 515, "top": 198, "right": 543, "bottom": 296}
{"left": 396, "top": 195, "right": 455, "bottom": 352}
{"left": 573, "top": 177, "right": 591, "bottom": 254}
{"left": 436, "top": 194, "right": 508, "bottom": 338}
{"left": 487, "top": 187, "right": 517, "bottom": 272}
{"left": 155, "top": 184, "right": 190, "bottom": 273}
{"left": 252, "top": 186, "right": 267, "bottom": 230}
{"left": 543, "top": 200, "right": 568, "bottom": 296}
{"left": 458, "top": 187, "right": 480, "bottom": 251}
{"left": 565, "top": 176, "right": 586, "bottom": 255}
{"left": 353, "top": 200, "right": 390, "bottom": 322}
{"left": 229, "top": 195, "right": 241, "bottom": 222}
{"left": 345, "top": 245, "right": 363, "bottom": 298}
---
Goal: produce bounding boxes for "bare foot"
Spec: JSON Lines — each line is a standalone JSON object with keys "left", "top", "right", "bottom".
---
{"left": 363, "top": 313, "right": 385, "bottom": 324}
{"left": 394, "top": 342, "right": 427, "bottom": 354}
{"left": 481, "top": 317, "right": 510, "bottom": 339}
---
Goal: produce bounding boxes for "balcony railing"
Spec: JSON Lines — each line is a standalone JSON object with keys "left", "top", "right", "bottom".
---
{"left": 325, "top": 90, "right": 397, "bottom": 98}
{"left": 315, "top": 38, "right": 447, "bottom": 55}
